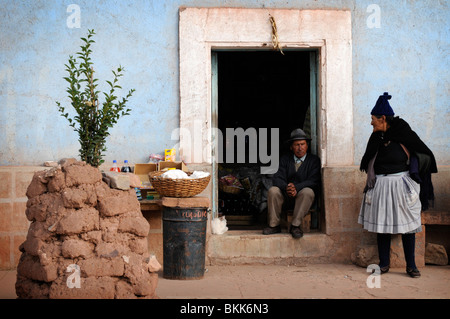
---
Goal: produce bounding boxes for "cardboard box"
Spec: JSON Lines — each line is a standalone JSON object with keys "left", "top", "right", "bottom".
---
{"left": 158, "top": 161, "right": 187, "bottom": 172}
{"left": 134, "top": 163, "right": 157, "bottom": 185}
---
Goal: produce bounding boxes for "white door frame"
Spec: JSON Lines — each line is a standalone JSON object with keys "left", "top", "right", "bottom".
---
{"left": 179, "top": 7, "right": 353, "bottom": 216}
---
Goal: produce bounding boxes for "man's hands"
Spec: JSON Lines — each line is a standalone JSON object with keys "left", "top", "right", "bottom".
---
{"left": 286, "top": 183, "right": 297, "bottom": 197}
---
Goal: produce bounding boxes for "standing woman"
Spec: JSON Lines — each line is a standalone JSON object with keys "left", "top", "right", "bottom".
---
{"left": 359, "top": 92, "right": 437, "bottom": 278}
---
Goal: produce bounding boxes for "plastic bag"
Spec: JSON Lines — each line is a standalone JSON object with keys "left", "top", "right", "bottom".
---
{"left": 211, "top": 216, "right": 228, "bottom": 235}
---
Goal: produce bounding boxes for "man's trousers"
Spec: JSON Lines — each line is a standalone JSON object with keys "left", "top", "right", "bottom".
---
{"left": 267, "top": 186, "right": 315, "bottom": 228}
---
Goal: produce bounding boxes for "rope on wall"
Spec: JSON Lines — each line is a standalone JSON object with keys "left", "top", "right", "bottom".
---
{"left": 269, "top": 14, "right": 284, "bottom": 55}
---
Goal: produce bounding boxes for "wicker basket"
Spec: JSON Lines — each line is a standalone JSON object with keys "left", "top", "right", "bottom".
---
{"left": 219, "top": 184, "right": 242, "bottom": 195}
{"left": 148, "top": 171, "right": 210, "bottom": 198}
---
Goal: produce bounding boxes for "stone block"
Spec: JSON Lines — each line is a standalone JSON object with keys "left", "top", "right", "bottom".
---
{"left": 80, "top": 230, "right": 102, "bottom": 245}
{"left": 64, "top": 162, "right": 102, "bottom": 187}
{"left": 16, "top": 276, "right": 50, "bottom": 299}
{"left": 128, "top": 237, "right": 148, "bottom": 255}
{"left": 47, "top": 169, "right": 66, "bottom": 193}
{"left": 95, "top": 242, "right": 126, "bottom": 258}
{"left": 123, "top": 254, "right": 158, "bottom": 297}
{"left": 27, "top": 221, "right": 52, "bottom": 241}
{"left": 147, "top": 254, "right": 162, "bottom": 273}
{"left": 17, "top": 254, "right": 57, "bottom": 282}
{"left": 49, "top": 276, "right": 116, "bottom": 299}
{"left": 61, "top": 239, "right": 94, "bottom": 259}
{"left": 62, "top": 188, "right": 90, "bottom": 208}
{"left": 103, "top": 172, "right": 142, "bottom": 189}
{"left": 22, "top": 237, "right": 45, "bottom": 256}
{"left": 58, "top": 158, "right": 77, "bottom": 167}
{"left": 115, "top": 280, "right": 137, "bottom": 299}
{"left": 425, "top": 243, "right": 448, "bottom": 265}
{"left": 56, "top": 207, "right": 100, "bottom": 235}
{"left": 422, "top": 210, "right": 450, "bottom": 225}
{"left": 22, "top": 240, "right": 61, "bottom": 262}
{"left": 102, "top": 171, "right": 130, "bottom": 190}
{"left": 351, "top": 245, "right": 379, "bottom": 267}
{"left": 78, "top": 257, "right": 125, "bottom": 277}
{"left": 98, "top": 216, "right": 120, "bottom": 241}
{"left": 26, "top": 193, "right": 63, "bottom": 222}
{"left": 97, "top": 196, "right": 125, "bottom": 217}
{"left": 97, "top": 190, "right": 140, "bottom": 217}
{"left": 26, "top": 171, "right": 48, "bottom": 199}
{"left": 118, "top": 216, "right": 150, "bottom": 237}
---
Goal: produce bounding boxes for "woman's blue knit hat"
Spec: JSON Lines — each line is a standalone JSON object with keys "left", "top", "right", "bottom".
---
{"left": 371, "top": 92, "right": 394, "bottom": 116}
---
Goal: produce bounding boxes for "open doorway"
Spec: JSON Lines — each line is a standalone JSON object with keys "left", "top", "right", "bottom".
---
{"left": 213, "top": 50, "right": 319, "bottom": 230}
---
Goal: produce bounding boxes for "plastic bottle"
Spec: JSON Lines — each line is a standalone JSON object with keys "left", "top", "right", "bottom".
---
{"left": 110, "top": 160, "right": 121, "bottom": 172}
{"left": 121, "top": 160, "right": 132, "bottom": 173}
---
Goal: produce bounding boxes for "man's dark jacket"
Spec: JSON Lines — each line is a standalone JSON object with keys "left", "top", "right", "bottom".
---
{"left": 272, "top": 152, "right": 322, "bottom": 197}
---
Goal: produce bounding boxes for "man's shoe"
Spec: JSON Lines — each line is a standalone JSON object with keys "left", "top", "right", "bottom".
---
{"left": 262, "top": 225, "right": 281, "bottom": 235}
{"left": 289, "top": 225, "right": 303, "bottom": 239}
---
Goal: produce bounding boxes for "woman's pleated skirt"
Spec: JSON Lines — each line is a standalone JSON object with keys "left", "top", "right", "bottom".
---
{"left": 358, "top": 171, "right": 422, "bottom": 234}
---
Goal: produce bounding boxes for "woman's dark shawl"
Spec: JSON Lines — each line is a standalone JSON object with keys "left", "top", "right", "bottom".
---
{"left": 360, "top": 117, "right": 437, "bottom": 210}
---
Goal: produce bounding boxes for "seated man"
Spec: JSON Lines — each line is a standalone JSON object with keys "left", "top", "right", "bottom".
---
{"left": 263, "top": 128, "right": 321, "bottom": 238}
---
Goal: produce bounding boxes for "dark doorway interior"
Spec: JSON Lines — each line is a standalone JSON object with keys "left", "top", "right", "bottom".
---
{"left": 216, "top": 50, "right": 314, "bottom": 229}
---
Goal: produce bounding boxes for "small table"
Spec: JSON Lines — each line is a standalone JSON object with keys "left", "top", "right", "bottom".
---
{"left": 139, "top": 199, "right": 162, "bottom": 211}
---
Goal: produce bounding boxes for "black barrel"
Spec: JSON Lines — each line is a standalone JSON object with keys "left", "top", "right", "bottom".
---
{"left": 162, "top": 206, "right": 208, "bottom": 279}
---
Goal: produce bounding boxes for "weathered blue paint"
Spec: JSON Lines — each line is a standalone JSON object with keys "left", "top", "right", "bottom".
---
{"left": 0, "top": 0, "right": 448, "bottom": 166}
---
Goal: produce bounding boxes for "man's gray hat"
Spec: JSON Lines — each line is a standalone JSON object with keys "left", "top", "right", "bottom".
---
{"left": 285, "top": 128, "right": 311, "bottom": 144}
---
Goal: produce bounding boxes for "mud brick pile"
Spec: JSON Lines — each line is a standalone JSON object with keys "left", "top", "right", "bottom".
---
{"left": 15, "top": 160, "right": 159, "bottom": 299}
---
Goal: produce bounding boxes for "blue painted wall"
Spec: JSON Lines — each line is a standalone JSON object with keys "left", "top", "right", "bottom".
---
{"left": 0, "top": 0, "right": 448, "bottom": 166}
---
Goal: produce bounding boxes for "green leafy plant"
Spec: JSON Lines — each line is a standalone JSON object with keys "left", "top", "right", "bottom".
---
{"left": 56, "top": 29, "right": 135, "bottom": 167}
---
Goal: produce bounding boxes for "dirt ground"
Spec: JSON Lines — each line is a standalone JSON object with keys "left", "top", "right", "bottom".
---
{"left": 156, "top": 263, "right": 450, "bottom": 299}
{"left": 4, "top": 263, "right": 448, "bottom": 300}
